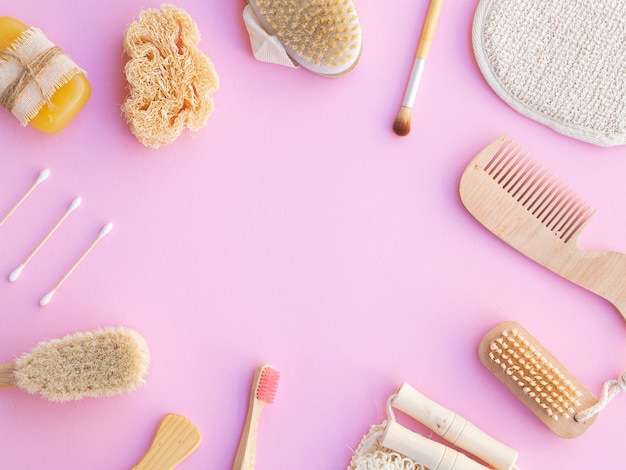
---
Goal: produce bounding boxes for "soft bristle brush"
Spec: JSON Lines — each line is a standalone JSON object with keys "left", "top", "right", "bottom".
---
{"left": 0, "top": 327, "right": 150, "bottom": 402}
{"left": 479, "top": 321, "right": 598, "bottom": 438}
{"left": 233, "top": 364, "right": 280, "bottom": 470}
{"left": 393, "top": 0, "right": 443, "bottom": 136}
{"left": 246, "top": 0, "right": 363, "bottom": 77}
{"left": 132, "top": 414, "right": 202, "bottom": 470}
{"left": 459, "top": 135, "right": 626, "bottom": 322}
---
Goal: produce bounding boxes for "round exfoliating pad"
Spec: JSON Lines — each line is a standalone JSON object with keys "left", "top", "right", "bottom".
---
{"left": 473, "top": 0, "right": 626, "bottom": 147}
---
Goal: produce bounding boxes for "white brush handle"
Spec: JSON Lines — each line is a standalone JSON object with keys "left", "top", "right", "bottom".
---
{"left": 382, "top": 421, "right": 489, "bottom": 470}
{"left": 391, "top": 382, "right": 518, "bottom": 470}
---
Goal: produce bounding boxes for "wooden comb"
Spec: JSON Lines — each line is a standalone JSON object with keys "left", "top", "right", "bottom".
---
{"left": 460, "top": 135, "right": 626, "bottom": 322}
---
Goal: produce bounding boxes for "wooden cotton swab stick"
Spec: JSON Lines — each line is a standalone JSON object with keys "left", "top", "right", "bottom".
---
{"left": 393, "top": 0, "right": 443, "bottom": 137}
{"left": 0, "top": 169, "right": 50, "bottom": 228}
{"left": 10, "top": 197, "right": 82, "bottom": 282}
{"left": 40, "top": 222, "right": 113, "bottom": 307}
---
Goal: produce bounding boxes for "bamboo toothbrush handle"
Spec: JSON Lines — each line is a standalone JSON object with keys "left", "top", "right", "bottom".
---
{"left": 0, "top": 362, "right": 16, "bottom": 389}
{"left": 416, "top": 0, "right": 443, "bottom": 59}
{"left": 232, "top": 398, "right": 264, "bottom": 470}
{"left": 131, "top": 414, "right": 202, "bottom": 470}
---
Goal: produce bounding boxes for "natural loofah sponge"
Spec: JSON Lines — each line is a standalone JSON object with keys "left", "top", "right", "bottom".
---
{"left": 122, "top": 4, "right": 219, "bottom": 149}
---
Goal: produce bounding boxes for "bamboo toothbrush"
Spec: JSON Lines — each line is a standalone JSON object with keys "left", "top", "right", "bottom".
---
{"left": 132, "top": 414, "right": 202, "bottom": 470}
{"left": 459, "top": 135, "right": 626, "bottom": 322}
{"left": 233, "top": 364, "right": 280, "bottom": 470}
{"left": 393, "top": 0, "right": 443, "bottom": 136}
{"left": 0, "top": 327, "right": 150, "bottom": 401}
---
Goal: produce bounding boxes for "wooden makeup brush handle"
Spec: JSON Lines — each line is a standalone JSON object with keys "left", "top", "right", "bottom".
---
{"left": 132, "top": 414, "right": 202, "bottom": 470}
{"left": 0, "top": 363, "right": 16, "bottom": 389}
{"left": 416, "top": 0, "right": 443, "bottom": 59}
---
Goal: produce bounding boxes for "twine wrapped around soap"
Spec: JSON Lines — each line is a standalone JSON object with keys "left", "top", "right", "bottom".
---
{"left": 0, "top": 28, "right": 83, "bottom": 125}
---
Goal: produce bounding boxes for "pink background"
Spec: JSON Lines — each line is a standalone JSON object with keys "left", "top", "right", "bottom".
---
{"left": 2, "top": 1, "right": 626, "bottom": 469}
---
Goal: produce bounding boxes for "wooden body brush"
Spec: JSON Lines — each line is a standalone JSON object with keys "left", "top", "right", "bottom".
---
{"left": 479, "top": 321, "right": 598, "bottom": 438}
{"left": 460, "top": 135, "right": 626, "bottom": 322}
{"left": 0, "top": 327, "right": 150, "bottom": 401}
{"left": 132, "top": 414, "right": 202, "bottom": 470}
{"left": 245, "top": 0, "right": 363, "bottom": 77}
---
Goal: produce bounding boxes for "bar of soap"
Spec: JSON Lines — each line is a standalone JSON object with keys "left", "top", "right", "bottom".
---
{"left": 0, "top": 16, "right": 91, "bottom": 134}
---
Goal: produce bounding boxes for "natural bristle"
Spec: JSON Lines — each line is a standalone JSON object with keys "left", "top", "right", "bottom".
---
{"left": 488, "top": 328, "right": 582, "bottom": 421}
{"left": 393, "top": 107, "right": 412, "bottom": 136}
{"left": 256, "top": 366, "right": 280, "bottom": 404}
{"left": 250, "top": 0, "right": 362, "bottom": 75}
{"left": 14, "top": 327, "right": 150, "bottom": 402}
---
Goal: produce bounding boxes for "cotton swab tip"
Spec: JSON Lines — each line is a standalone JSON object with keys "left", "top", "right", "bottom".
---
{"left": 36, "top": 169, "right": 51, "bottom": 184}
{"left": 40, "top": 291, "right": 55, "bottom": 307}
{"left": 69, "top": 197, "right": 82, "bottom": 211}
{"left": 9, "top": 265, "right": 24, "bottom": 282}
{"left": 99, "top": 222, "right": 113, "bottom": 238}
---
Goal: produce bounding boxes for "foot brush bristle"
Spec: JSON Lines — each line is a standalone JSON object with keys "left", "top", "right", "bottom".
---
{"left": 479, "top": 321, "right": 598, "bottom": 438}
{"left": 247, "top": 0, "right": 363, "bottom": 76}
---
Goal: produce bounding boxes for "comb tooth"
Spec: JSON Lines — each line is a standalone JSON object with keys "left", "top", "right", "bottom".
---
{"left": 506, "top": 154, "right": 537, "bottom": 199}
{"left": 544, "top": 189, "right": 575, "bottom": 229}
{"left": 500, "top": 149, "right": 532, "bottom": 193}
{"left": 496, "top": 146, "right": 525, "bottom": 187}
{"left": 561, "top": 205, "right": 594, "bottom": 243}
{"left": 551, "top": 195, "right": 587, "bottom": 238}
{"left": 533, "top": 179, "right": 566, "bottom": 221}
{"left": 521, "top": 168, "right": 552, "bottom": 212}
{"left": 484, "top": 140, "right": 515, "bottom": 176}
{"left": 488, "top": 143, "right": 519, "bottom": 182}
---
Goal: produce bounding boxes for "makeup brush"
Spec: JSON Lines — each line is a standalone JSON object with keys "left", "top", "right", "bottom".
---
{"left": 0, "top": 327, "right": 150, "bottom": 401}
{"left": 393, "top": 0, "right": 443, "bottom": 136}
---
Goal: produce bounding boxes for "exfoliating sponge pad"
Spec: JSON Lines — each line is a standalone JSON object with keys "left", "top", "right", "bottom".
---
{"left": 245, "top": 0, "right": 363, "bottom": 77}
{"left": 473, "top": 0, "right": 626, "bottom": 146}
{"left": 122, "top": 4, "right": 219, "bottom": 149}
{"left": 1, "top": 326, "right": 150, "bottom": 402}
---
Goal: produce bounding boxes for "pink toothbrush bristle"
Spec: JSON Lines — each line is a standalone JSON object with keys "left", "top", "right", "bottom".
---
{"left": 256, "top": 367, "right": 280, "bottom": 403}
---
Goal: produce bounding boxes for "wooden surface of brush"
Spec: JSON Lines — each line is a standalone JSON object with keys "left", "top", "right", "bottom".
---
{"left": 460, "top": 135, "right": 626, "bottom": 322}
{"left": 479, "top": 321, "right": 598, "bottom": 438}
{"left": 132, "top": 414, "right": 202, "bottom": 470}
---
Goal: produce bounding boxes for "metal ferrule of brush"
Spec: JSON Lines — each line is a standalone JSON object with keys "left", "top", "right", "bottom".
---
{"left": 391, "top": 382, "right": 519, "bottom": 470}
{"left": 402, "top": 58, "right": 426, "bottom": 108}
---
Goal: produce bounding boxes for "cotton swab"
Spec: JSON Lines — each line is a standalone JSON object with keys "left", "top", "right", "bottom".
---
{"left": 40, "top": 222, "right": 113, "bottom": 307}
{"left": 0, "top": 169, "right": 50, "bottom": 228}
{"left": 9, "top": 197, "right": 82, "bottom": 282}
{"left": 393, "top": 0, "right": 443, "bottom": 136}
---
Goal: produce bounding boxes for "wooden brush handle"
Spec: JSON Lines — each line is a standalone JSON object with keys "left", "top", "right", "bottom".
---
{"left": 391, "top": 383, "right": 518, "bottom": 470}
{"left": 381, "top": 421, "right": 489, "bottom": 470}
{"left": 416, "top": 0, "right": 443, "bottom": 59}
{"left": 0, "top": 362, "right": 16, "bottom": 389}
{"left": 131, "top": 414, "right": 202, "bottom": 470}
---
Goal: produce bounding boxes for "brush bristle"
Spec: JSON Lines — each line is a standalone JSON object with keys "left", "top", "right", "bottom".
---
{"left": 256, "top": 366, "right": 279, "bottom": 404}
{"left": 488, "top": 327, "right": 582, "bottom": 421}
{"left": 251, "top": 0, "right": 362, "bottom": 75}
{"left": 393, "top": 107, "right": 412, "bottom": 136}
{"left": 14, "top": 327, "right": 150, "bottom": 402}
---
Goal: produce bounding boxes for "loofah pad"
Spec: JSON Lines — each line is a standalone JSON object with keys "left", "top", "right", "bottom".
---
{"left": 122, "top": 4, "right": 219, "bottom": 149}
{"left": 473, "top": 0, "right": 626, "bottom": 147}
{"left": 348, "top": 423, "right": 425, "bottom": 470}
